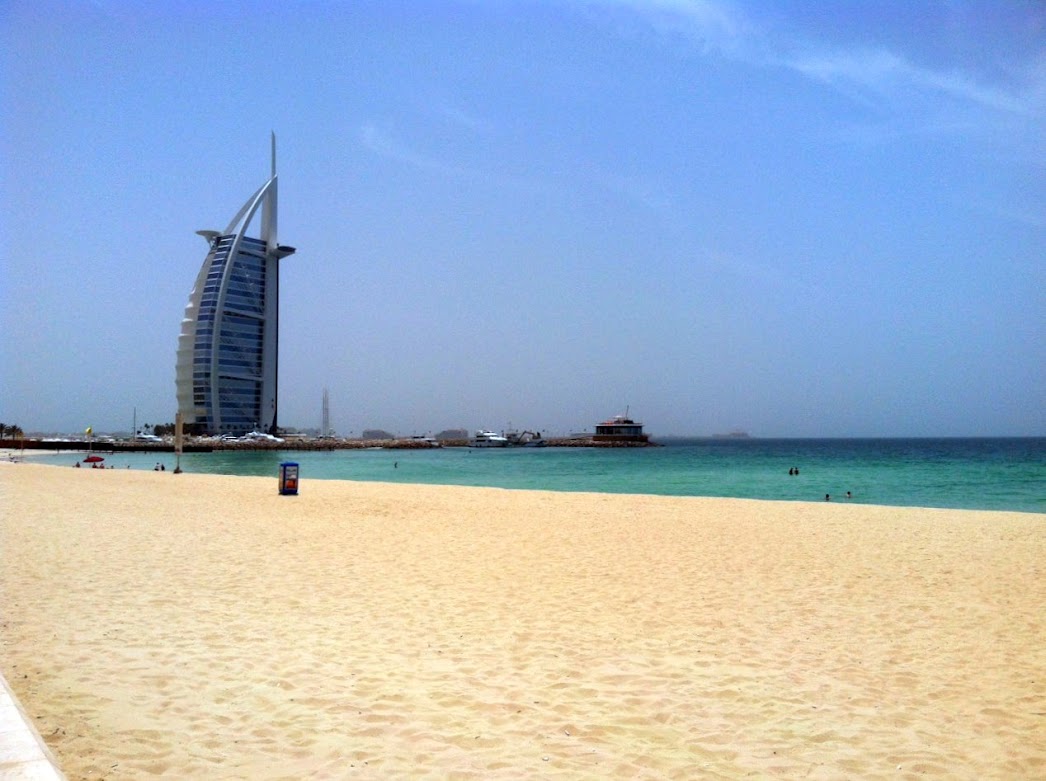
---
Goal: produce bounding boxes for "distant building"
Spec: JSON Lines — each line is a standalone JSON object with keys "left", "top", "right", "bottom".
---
{"left": 593, "top": 414, "right": 649, "bottom": 444}
{"left": 175, "top": 135, "right": 296, "bottom": 436}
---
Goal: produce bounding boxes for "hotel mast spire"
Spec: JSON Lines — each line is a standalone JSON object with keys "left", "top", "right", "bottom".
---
{"left": 262, "top": 132, "right": 277, "bottom": 252}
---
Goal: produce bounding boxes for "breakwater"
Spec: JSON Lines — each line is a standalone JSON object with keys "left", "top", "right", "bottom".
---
{"left": 3, "top": 437, "right": 657, "bottom": 454}
{"left": 2, "top": 439, "right": 212, "bottom": 454}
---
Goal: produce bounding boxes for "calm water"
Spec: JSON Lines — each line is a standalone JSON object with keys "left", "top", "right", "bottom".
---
{"left": 41, "top": 438, "right": 1045, "bottom": 513}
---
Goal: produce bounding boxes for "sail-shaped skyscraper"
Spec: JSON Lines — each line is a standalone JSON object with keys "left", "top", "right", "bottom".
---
{"left": 175, "top": 136, "right": 295, "bottom": 435}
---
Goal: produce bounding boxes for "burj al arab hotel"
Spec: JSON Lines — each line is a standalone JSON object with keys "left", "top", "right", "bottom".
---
{"left": 176, "top": 135, "right": 295, "bottom": 436}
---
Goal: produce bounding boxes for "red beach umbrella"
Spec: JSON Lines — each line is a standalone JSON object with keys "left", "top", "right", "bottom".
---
{"left": 83, "top": 455, "right": 105, "bottom": 463}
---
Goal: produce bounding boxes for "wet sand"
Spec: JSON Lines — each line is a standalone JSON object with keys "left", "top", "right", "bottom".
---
{"left": 1, "top": 463, "right": 1043, "bottom": 779}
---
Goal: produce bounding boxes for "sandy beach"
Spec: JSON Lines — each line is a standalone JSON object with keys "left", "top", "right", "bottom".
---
{"left": 1, "top": 463, "right": 1043, "bottom": 779}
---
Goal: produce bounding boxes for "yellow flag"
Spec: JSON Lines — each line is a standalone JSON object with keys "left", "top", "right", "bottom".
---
{"left": 85, "top": 426, "right": 92, "bottom": 435}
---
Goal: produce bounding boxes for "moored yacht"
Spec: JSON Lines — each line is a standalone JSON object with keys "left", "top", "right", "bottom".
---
{"left": 470, "top": 430, "right": 509, "bottom": 447}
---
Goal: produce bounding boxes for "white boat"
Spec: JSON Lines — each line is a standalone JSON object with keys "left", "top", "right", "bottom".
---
{"left": 470, "top": 430, "right": 509, "bottom": 447}
{"left": 244, "top": 430, "right": 285, "bottom": 443}
{"left": 410, "top": 435, "right": 442, "bottom": 448}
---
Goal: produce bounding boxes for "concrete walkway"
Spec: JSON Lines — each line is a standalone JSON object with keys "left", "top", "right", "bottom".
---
{"left": 0, "top": 673, "right": 65, "bottom": 780}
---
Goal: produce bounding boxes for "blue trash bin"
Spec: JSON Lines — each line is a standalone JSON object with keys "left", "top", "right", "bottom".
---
{"left": 279, "top": 462, "right": 299, "bottom": 495}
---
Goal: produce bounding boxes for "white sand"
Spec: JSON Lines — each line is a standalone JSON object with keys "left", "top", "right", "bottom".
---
{"left": 2, "top": 463, "right": 1044, "bottom": 779}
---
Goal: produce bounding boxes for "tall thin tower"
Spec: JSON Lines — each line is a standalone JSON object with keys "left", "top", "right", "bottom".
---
{"left": 322, "top": 387, "right": 330, "bottom": 439}
{"left": 175, "top": 135, "right": 296, "bottom": 435}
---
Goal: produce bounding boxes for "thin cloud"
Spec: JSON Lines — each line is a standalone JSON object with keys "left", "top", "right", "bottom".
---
{"left": 783, "top": 45, "right": 1038, "bottom": 117}
{"left": 596, "top": 0, "right": 1044, "bottom": 120}
{"left": 600, "top": 0, "right": 749, "bottom": 54}
{"left": 358, "top": 123, "right": 469, "bottom": 177}
{"left": 432, "top": 103, "right": 493, "bottom": 135}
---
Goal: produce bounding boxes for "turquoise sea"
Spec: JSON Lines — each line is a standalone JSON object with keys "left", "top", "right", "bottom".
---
{"left": 39, "top": 438, "right": 1045, "bottom": 513}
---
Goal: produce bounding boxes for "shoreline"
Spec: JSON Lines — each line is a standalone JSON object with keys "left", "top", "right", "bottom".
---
{"left": 6, "top": 451, "right": 1042, "bottom": 516}
{"left": 2, "top": 465, "right": 1044, "bottom": 779}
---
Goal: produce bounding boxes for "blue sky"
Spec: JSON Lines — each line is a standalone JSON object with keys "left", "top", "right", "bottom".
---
{"left": 2, "top": 0, "right": 1043, "bottom": 437}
